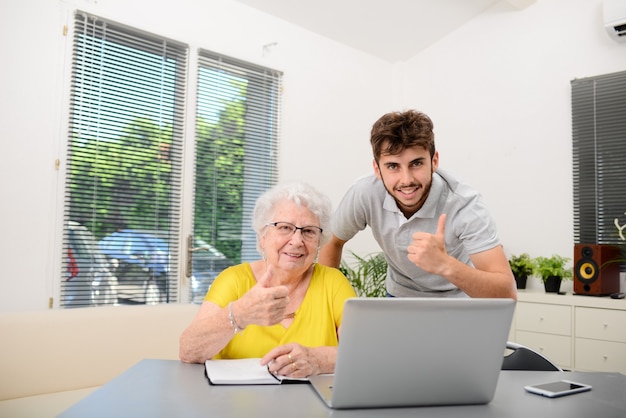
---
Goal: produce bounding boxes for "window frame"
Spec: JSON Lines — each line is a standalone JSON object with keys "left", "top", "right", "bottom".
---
{"left": 571, "top": 69, "right": 626, "bottom": 269}
{"left": 60, "top": 11, "right": 283, "bottom": 308}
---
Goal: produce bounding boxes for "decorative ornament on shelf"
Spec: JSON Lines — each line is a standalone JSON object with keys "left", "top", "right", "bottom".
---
{"left": 611, "top": 212, "right": 626, "bottom": 268}
{"left": 616, "top": 213, "right": 626, "bottom": 241}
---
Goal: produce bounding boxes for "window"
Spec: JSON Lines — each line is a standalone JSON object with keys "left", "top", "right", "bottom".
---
{"left": 61, "top": 11, "right": 283, "bottom": 307}
{"left": 63, "top": 12, "right": 186, "bottom": 307}
{"left": 190, "top": 51, "right": 282, "bottom": 303}
{"left": 571, "top": 70, "right": 626, "bottom": 268}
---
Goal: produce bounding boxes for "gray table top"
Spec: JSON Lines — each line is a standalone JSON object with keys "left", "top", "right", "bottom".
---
{"left": 58, "top": 359, "right": 626, "bottom": 418}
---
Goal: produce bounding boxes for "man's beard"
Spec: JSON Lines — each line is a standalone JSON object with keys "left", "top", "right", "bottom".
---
{"left": 379, "top": 171, "right": 433, "bottom": 218}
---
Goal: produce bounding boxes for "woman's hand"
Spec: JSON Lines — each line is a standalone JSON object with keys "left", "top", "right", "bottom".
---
{"left": 261, "top": 343, "right": 317, "bottom": 378}
{"left": 261, "top": 343, "right": 337, "bottom": 378}
{"left": 234, "top": 265, "right": 290, "bottom": 328}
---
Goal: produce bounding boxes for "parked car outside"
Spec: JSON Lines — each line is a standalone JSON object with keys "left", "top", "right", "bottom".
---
{"left": 65, "top": 221, "right": 118, "bottom": 307}
{"left": 97, "top": 230, "right": 232, "bottom": 304}
{"left": 98, "top": 230, "right": 169, "bottom": 305}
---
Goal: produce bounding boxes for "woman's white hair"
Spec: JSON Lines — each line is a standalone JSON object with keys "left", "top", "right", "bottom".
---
{"left": 252, "top": 182, "right": 332, "bottom": 253}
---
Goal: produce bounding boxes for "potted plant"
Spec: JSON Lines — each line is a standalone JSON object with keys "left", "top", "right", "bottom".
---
{"left": 339, "top": 252, "right": 387, "bottom": 297}
{"left": 508, "top": 253, "right": 534, "bottom": 289}
{"left": 532, "top": 254, "right": 573, "bottom": 293}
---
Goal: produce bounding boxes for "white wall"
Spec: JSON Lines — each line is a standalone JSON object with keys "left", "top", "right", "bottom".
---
{"left": 1, "top": 0, "right": 624, "bottom": 311}
{"left": 398, "top": 0, "right": 626, "bottom": 292}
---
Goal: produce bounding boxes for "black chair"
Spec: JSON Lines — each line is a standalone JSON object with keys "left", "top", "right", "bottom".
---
{"left": 502, "top": 341, "right": 563, "bottom": 371}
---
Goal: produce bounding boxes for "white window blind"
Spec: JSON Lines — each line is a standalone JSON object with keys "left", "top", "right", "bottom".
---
{"left": 62, "top": 12, "right": 187, "bottom": 307}
{"left": 571, "top": 70, "right": 626, "bottom": 268}
{"left": 189, "top": 50, "right": 282, "bottom": 303}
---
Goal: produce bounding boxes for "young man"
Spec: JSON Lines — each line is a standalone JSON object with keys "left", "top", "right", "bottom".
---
{"left": 319, "top": 110, "right": 517, "bottom": 299}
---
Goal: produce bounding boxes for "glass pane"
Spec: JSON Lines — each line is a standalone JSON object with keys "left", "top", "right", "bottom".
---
{"left": 62, "top": 12, "right": 187, "bottom": 307}
{"left": 190, "top": 52, "right": 282, "bottom": 303}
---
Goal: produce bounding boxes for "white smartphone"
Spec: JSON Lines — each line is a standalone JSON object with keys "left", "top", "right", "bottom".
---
{"left": 524, "top": 380, "right": 592, "bottom": 398}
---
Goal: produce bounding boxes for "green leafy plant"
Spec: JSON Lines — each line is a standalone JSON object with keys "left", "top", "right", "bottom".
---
{"left": 339, "top": 252, "right": 387, "bottom": 297}
{"left": 532, "top": 254, "right": 573, "bottom": 282}
{"left": 508, "top": 253, "right": 534, "bottom": 278}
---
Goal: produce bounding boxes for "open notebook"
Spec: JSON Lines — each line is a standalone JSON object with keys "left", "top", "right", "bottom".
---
{"left": 309, "top": 297, "right": 515, "bottom": 409}
{"left": 204, "top": 358, "right": 307, "bottom": 385}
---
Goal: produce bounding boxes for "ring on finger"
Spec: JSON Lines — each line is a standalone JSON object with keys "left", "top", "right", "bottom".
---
{"left": 288, "top": 354, "right": 294, "bottom": 364}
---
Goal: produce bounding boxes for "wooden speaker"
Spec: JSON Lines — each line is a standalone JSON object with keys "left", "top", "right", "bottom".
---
{"left": 574, "top": 244, "right": 621, "bottom": 296}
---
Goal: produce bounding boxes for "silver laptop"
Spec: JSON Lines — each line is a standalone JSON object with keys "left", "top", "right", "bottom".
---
{"left": 309, "top": 297, "right": 515, "bottom": 409}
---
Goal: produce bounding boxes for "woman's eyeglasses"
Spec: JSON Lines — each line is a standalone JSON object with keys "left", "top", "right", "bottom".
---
{"left": 266, "top": 222, "right": 323, "bottom": 241}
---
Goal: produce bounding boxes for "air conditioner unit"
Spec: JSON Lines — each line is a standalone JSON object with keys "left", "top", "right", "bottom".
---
{"left": 604, "top": 0, "right": 626, "bottom": 42}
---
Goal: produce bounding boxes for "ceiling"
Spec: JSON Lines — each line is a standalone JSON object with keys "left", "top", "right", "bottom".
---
{"left": 234, "top": 0, "right": 535, "bottom": 62}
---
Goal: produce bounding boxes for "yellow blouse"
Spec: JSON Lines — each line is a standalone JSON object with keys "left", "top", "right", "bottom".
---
{"left": 204, "top": 263, "right": 356, "bottom": 359}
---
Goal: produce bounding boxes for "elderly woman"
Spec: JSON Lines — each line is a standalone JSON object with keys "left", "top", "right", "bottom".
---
{"left": 179, "top": 182, "right": 356, "bottom": 378}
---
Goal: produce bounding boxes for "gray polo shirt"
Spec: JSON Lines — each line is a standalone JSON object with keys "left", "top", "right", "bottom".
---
{"left": 331, "top": 169, "right": 500, "bottom": 297}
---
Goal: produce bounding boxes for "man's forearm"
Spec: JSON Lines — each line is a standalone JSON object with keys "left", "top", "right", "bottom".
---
{"left": 318, "top": 237, "right": 345, "bottom": 268}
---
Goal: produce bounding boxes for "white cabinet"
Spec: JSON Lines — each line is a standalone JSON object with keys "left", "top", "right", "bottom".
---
{"left": 516, "top": 331, "right": 572, "bottom": 368}
{"left": 516, "top": 302, "right": 571, "bottom": 335}
{"left": 575, "top": 307, "right": 626, "bottom": 373}
{"left": 514, "top": 300, "right": 572, "bottom": 369}
{"left": 511, "top": 292, "right": 626, "bottom": 373}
